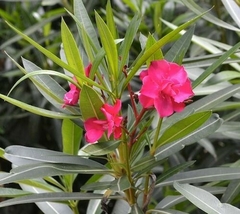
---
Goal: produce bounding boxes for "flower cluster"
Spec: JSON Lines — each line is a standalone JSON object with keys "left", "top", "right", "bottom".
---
{"left": 63, "top": 59, "right": 194, "bottom": 143}
{"left": 84, "top": 99, "right": 123, "bottom": 143}
{"left": 139, "top": 60, "right": 194, "bottom": 118}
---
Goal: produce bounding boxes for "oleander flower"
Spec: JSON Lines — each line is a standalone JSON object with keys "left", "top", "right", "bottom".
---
{"left": 62, "top": 64, "right": 92, "bottom": 107}
{"left": 139, "top": 59, "right": 194, "bottom": 118}
{"left": 84, "top": 99, "right": 123, "bottom": 143}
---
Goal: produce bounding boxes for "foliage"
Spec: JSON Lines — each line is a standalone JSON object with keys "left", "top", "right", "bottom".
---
{"left": 0, "top": 0, "right": 240, "bottom": 213}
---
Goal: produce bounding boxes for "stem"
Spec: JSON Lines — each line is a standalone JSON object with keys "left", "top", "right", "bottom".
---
{"left": 118, "top": 135, "right": 136, "bottom": 205}
{"left": 61, "top": 0, "right": 73, "bottom": 13}
{"left": 150, "top": 117, "right": 163, "bottom": 155}
{"left": 71, "top": 201, "right": 79, "bottom": 214}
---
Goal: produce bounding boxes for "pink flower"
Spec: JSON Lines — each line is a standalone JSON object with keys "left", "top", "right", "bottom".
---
{"left": 62, "top": 64, "right": 92, "bottom": 107}
{"left": 62, "top": 76, "right": 80, "bottom": 108}
{"left": 84, "top": 99, "right": 123, "bottom": 143}
{"left": 139, "top": 60, "right": 194, "bottom": 118}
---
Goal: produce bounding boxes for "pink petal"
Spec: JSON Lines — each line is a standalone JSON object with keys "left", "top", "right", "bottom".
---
{"left": 140, "top": 76, "right": 159, "bottom": 98}
{"left": 154, "top": 94, "right": 174, "bottom": 118}
{"left": 63, "top": 89, "right": 80, "bottom": 106}
{"left": 140, "top": 70, "right": 148, "bottom": 81}
{"left": 84, "top": 118, "right": 105, "bottom": 143}
{"left": 173, "top": 79, "right": 194, "bottom": 102}
{"left": 148, "top": 60, "right": 169, "bottom": 81}
{"left": 139, "top": 94, "right": 154, "bottom": 109}
{"left": 114, "top": 126, "right": 122, "bottom": 139}
{"left": 173, "top": 101, "right": 185, "bottom": 112}
{"left": 85, "top": 63, "right": 92, "bottom": 77}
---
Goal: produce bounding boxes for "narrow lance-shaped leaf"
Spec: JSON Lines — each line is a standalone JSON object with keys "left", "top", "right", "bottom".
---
{"left": 192, "top": 41, "right": 240, "bottom": 88}
{"left": 5, "top": 22, "right": 107, "bottom": 92}
{"left": 165, "top": 25, "right": 195, "bottom": 64}
{"left": 4, "top": 145, "right": 103, "bottom": 168}
{"left": 174, "top": 182, "right": 240, "bottom": 214}
{"left": 73, "top": 0, "right": 101, "bottom": 49}
{"left": 62, "top": 119, "right": 82, "bottom": 156}
{"left": 118, "top": 14, "right": 141, "bottom": 73}
{"left": 82, "top": 140, "right": 121, "bottom": 156}
{"left": 145, "top": 34, "right": 164, "bottom": 66}
{"left": 181, "top": 0, "right": 240, "bottom": 32}
{"left": 106, "top": 0, "right": 117, "bottom": 39}
{"left": 61, "top": 18, "right": 85, "bottom": 85}
{"left": 62, "top": 119, "right": 83, "bottom": 189}
{"left": 156, "top": 111, "right": 212, "bottom": 149}
{"left": 81, "top": 175, "right": 131, "bottom": 192}
{"left": 95, "top": 11, "right": 119, "bottom": 83}
{"left": 0, "top": 94, "right": 79, "bottom": 119}
{"left": 79, "top": 84, "right": 104, "bottom": 120}
{"left": 0, "top": 192, "right": 122, "bottom": 208}
{"left": 157, "top": 167, "right": 240, "bottom": 187}
{"left": 0, "top": 163, "right": 112, "bottom": 186}
{"left": 155, "top": 114, "right": 223, "bottom": 161}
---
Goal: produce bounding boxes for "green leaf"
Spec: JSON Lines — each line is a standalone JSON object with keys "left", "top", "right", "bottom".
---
{"left": 5, "top": 22, "right": 105, "bottom": 91}
{"left": 95, "top": 11, "right": 118, "bottom": 81}
{"left": 0, "top": 94, "right": 79, "bottom": 119}
{"left": 4, "top": 146, "right": 104, "bottom": 168}
{"left": 0, "top": 192, "right": 122, "bottom": 208}
{"left": 106, "top": 0, "right": 117, "bottom": 39}
{"left": 165, "top": 25, "right": 195, "bottom": 64}
{"left": 157, "top": 167, "right": 240, "bottom": 187}
{"left": 0, "top": 187, "right": 31, "bottom": 197}
{"left": 205, "top": 71, "right": 240, "bottom": 85}
{"left": 8, "top": 69, "right": 77, "bottom": 97}
{"left": 131, "top": 155, "right": 166, "bottom": 176}
{"left": 0, "top": 163, "right": 112, "bottom": 186}
{"left": 156, "top": 161, "right": 195, "bottom": 184}
{"left": 145, "top": 34, "right": 164, "bottom": 66}
{"left": 82, "top": 141, "right": 121, "bottom": 156}
{"left": 156, "top": 186, "right": 226, "bottom": 210}
{"left": 192, "top": 41, "right": 240, "bottom": 88}
{"left": 10, "top": 55, "right": 80, "bottom": 116}
{"left": 81, "top": 175, "right": 131, "bottom": 191}
{"left": 118, "top": 14, "right": 141, "bottom": 73}
{"left": 61, "top": 18, "right": 85, "bottom": 85}
{"left": 174, "top": 182, "right": 240, "bottom": 214}
{"left": 79, "top": 84, "right": 104, "bottom": 120}
{"left": 62, "top": 119, "right": 82, "bottom": 156}
{"left": 0, "top": 13, "right": 64, "bottom": 50}
{"left": 156, "top": 111, "right": 212, "bottom": 148}
{"left": 73, "top": 0, "right": 100, "bottom": 49}
{"left": 221, "top": 179, "right": 240, "bottom": 203}
{"left": 181, "top": 0, "right": 240, "bottom": 32}
{"left": 123, "top": 10, "right": 211, "bottom": 91}
{"left": 155, "top": 114, "right": 222, "bottom": 160}
{"left": 62, "top": 119, "right": 83, "bottom": 190}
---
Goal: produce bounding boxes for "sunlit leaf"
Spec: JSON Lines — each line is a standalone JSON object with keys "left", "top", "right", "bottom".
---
{"left": 79, "top": 84, "right": 104, "bottom": 120}
{"left": 61, "top": 18, "right": 85, "bottom": 84}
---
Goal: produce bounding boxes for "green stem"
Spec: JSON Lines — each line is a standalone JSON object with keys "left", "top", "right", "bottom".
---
{"left": 142, "top": 174, "right": 149, "bottom": 208}
{"left": 150, "top": 117, "right": 163, "bottom": 155}
{"left": 71, "top": 201, "right": 79, "bottom": 214}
